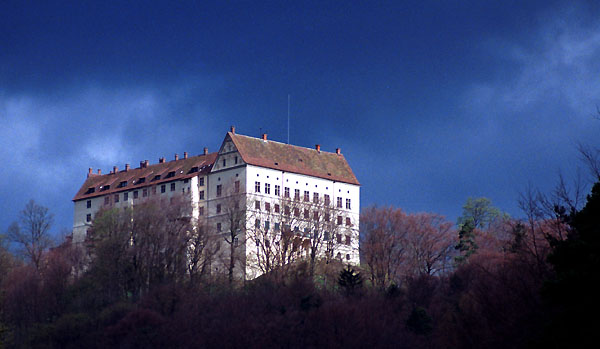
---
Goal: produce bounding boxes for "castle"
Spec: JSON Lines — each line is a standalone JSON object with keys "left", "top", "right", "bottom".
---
{"left": 73, "top": 127, "right": 360, "bottom": 279}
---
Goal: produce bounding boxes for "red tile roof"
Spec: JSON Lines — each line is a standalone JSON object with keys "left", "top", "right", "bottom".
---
{"left": 229, "top": 132, "right": 360, "bottom": 185}
{"left": 73, "top": 153, "right": 217, "bottom": 202}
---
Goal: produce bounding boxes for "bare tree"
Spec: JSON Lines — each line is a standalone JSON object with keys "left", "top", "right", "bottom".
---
{"left": 360, "top": 206, "right": 408, "bottom": 289}
{"left": 246, "top": 192, "right": 348, "bottom": 281}
{"left": 7, "top": 200, "right": 54, "bottom": 270}
{"left": 187, "top": 218, "right": 219, "bottom": 285}
{"left": 213, "top": 181, "right": 247, "bottom": 285}
{"left": 404, "top": 213, "right": 455, "bottom": 276}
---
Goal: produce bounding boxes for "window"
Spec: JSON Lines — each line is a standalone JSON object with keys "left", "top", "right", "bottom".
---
{"left": 199, "top": 190, "right": 204, "bottom": 200}
{"left": 255, "top": 219, "right": 260, "bottom": 228}
{"left": 325, "top": 213, "right": 330, "bottom": 222}
{"left": 346, "top": 198, "right": 351, "bottom": 209}
{"left": 337, "top": 234, "right": 342, "bottom": 243}
{"left": 86, "top": 200, "right": 91, "bottom": 209}
{"left": 137, "top": 178, "right": 145, "bottom": 185}
{"left": 304, "top": 209, "right": 309, "bottom": 219}
{"left": 166, "top": 171, "right": 175, "bottom": 178}
{"left": 104, "top": 196, "right": 110, "bottom": 205}
{"left": 152, "top": 186, "right": 157, "bottom": 195}
{"left": 324, "top": 231, "right": 330, "bottom": 241}
{"left": 294, "top": 189, "right": 300, "bottom": 200}
{"left": 234, "top": 237, "right": 239, "bottom": 247}
{"left": 161, "top": 185, "right": 166, "bottom": 193}
{"left": 313, "top": 192, "right": 319, "bottom": 203}
{"left": 171, "top": 183, "right": 176, "bottom": 192}
{"left": 284, "top": 206, "right": 290, "bottom": 215}
{"left": 313, "top": 211, "right": 319, "bottom": 221}
{"left": 222, "top": 159, "right": 226, "bottom": 167}
{"left": 265, "top": 220, "right": 270, "bottom": 231}
{"left": 255, "top": 201, "right": 260, "bottom": 210}
{"left": 294, "top": 208, "right": 300, "bottom": 217}
{"left": 86, "top": 213, "right": 92, "bottom": 222}
{"left": 85, "top": 187, "right": 95, "bottom": 194}
{"left": 345, "top": 235, "right": 351, "bottom": 245}
{"left": 199, "top": 177, "right": 204, "bottom": 186}
{"left": 216, "top": 184, "right": 222, "bottom": 197}
{"left": 304, "top": 191, "right": 309, "bottom": 202}
{"left": 119, "top": 181, "right": 127, "bottom": 188}
{"left": 199, "top": 207, "right": 204, "bottom": 216}
{"left": 274, "top": 222, "right": 280, "bottom": 231}
{"left": 265, "top": 202, "right": 270, "bottom": 212}
{"left": 324, "top": 194, "right": 330, "bottom": 206}
{"left": 235, "top": 156, "right": 238, "bottom": 164}
{"left": 304, "top": 228, "right": 310, "bottom": 236}
{"left": 143, "top": 188, "right": 148, "bottom": 197}
{"left": 275, "top": 185, "right": 280, "bottom": 196}
{"left": 217, "top": 223, "right": 221, "bottom": 232}
{"left": 114, "top": 194, "right": 119, "bottom": 203}
{"left": 346, "top": 217, "right": 351, "bottom": 226}
{"left": 217, "top": 204, "right": 222, "bottom": 214}
{"left": 153, "top": 175, "right": 161, "bottom": 181}
{"left": 133, "top": 191, "right": 138, "bottom": 199}
{"left": 337, "top": 215, "right": 342, "bottom": 225}
{"left": 274, "top": 204, "right": 280, "bottom": 213}
{"left": 346, "top": 254, "right": 351, "bottom": 261}
{"left": 235, "top": 180, "right": 240, "bottom": 193}
{"left": 255, "top": 181, "right": 260, "bottom": 193}
{"left": 124, "top": 192, "right": 129, "bottom": 201}
{"left": 337, "top": 197, "right": 342, "bottom": 208}
{"left": 265, "top": 183, "right": 270, "bottom": 194}
{"left": 183, "top": 179, "right": 189, "bottom": 184}
{"left": 284, "top": 187, "right": 290, "bottom": 198}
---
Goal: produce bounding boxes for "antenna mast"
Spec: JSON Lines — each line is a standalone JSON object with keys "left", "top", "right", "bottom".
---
{"left": 287, "top": 94, "right": 290, "bottom": 144}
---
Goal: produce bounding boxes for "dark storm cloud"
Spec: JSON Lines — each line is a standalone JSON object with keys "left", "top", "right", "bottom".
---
{"left": 1, "top": 1, "right": 599, "bottom": 233}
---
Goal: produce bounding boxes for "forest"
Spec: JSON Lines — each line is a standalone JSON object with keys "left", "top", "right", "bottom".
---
{"left": 1, "top": 151, "right": 599, "bottom": 348}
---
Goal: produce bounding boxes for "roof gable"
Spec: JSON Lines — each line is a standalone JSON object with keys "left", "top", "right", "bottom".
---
{"left": 227, "top": 132, "right": 359, "bottom": 185}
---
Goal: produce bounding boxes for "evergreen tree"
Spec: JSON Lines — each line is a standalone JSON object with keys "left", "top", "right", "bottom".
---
{"left": 540, "top": 181, "right": 600, "bottom": 347}
{"left": 338, "top": 265, "right": 362, "bottom": 296}
{"left": 454, "top": 218, "right": 477, "bottom": 264}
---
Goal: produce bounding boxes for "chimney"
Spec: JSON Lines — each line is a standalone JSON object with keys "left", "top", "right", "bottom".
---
{"left": 184, "top": 152, "right": 188, "bottom": 159}
{"left": 315, "top": 144, "right": 321, "bottom": 153}
{"left": 262, "top": 133, "right": 267, "bottom": 141}
{"left": 336, "top": 148, "right": 341, "bottom": 155}
{"left": 125, "top": 163, "right": 130, "bottom": 171}
{"left": 140, "top": 161, "right": 144, "bottom": 168}
{"left": 98, "top": 169, "right": 102, "bottom": 175}
{"left": 144, "top": 160, "right": 149, "bottom": 168}
{"left": 203, "top": 147, "right": 208, "bottom": 155}
{"left": 88, "top": 168, "right": 93, "bottom": 177}
{"left": 175, "top": 154, "right": 179, "bottom": 161}
{"left": 230, "top": 125, "right": 236, "bottom": 134}
{"left": 113, "top": 166, "right": 118, "bottom": 174}
{"left": 159, "top": 157, "right": 165, "bottom": 164}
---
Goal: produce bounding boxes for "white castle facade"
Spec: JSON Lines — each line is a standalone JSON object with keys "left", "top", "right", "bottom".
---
{"left": 73, "top": 127, "right": 360, "bottom": 279}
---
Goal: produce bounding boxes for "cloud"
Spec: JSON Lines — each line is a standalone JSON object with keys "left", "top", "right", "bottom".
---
{"left": 467, "top": 7, "right": 600, "bottom": 117}
{"left": 0, "top": 79, "right": 225, "bottom": 232}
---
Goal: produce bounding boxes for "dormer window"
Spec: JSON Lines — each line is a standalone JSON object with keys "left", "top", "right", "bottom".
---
{"left": 101, "top": 185, "right": 110, "bottom": 191}
{"left": 85, "top": 187, "right": 95, "bottom": 194}
{"left": 118, "top": 181, "right": 127, "bottom": 188}
{"left": 189, "top": 166, "right": 198, "bottom": 173}
{"left": 153, "top": 175, "right": 161, "bottom": 181}
{"left": 137, "top": 177, "right": 145, "bottom": 185}
{"left": 166, "top": 171, "right": 175, "bottom": 178}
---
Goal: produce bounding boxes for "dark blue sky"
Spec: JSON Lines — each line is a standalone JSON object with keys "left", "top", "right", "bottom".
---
{"left": 2, "top": 1, "right": 600, "bottom": 235}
